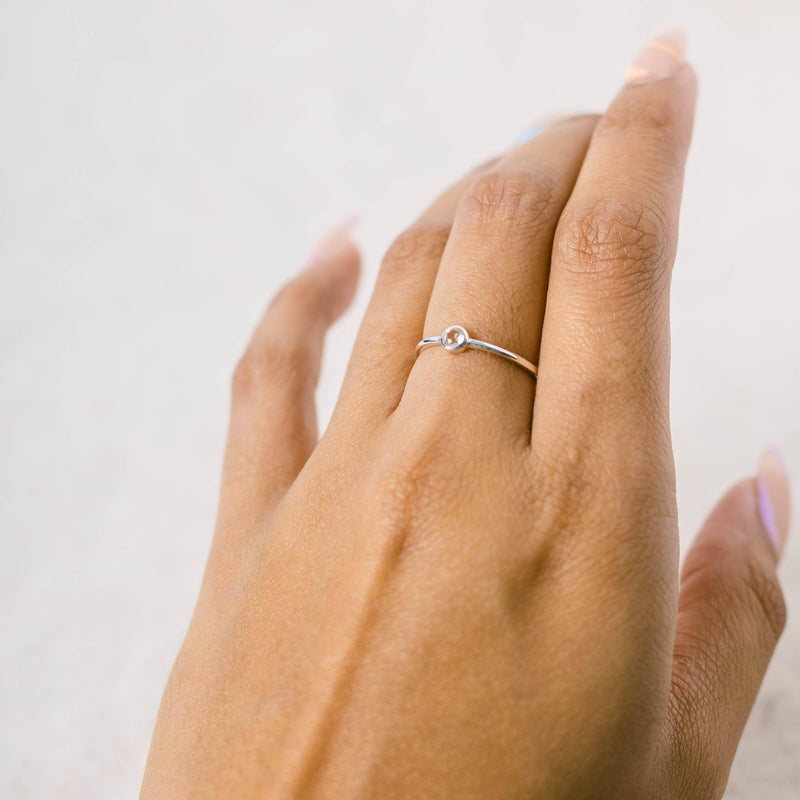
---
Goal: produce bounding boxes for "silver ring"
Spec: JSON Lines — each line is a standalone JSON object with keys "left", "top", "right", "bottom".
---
{"left": 415, "top": 325, "right": 538, "bottom": 379}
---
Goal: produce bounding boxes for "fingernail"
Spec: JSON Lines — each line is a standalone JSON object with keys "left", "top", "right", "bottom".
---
{"left": 302, "top": 215, "right": 359, "bottom": 268}
{"left": 625, "top": 26, "right": 688, "bottom": 85}
{"left": 756, "top": 447, "right": 791, "bottom": 557}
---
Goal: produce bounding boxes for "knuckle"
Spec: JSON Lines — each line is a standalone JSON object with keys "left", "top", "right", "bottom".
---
{"left": 740, "top": 556, "right": 787, "bottom": 641}
{"left": 529, "top": 429, "right": 675, "bottom": 556}
{"left": 379, "top": 414, "right": 464, "bottom": 500}
{"left": 231, "top": 353, "right": 261, "bottom": 398}
{"left": 368, "top": 411, "right": 525, "bottom": 568}
{"left": 365, "top": 433, "right": 455, "bottom": 559}
{"left": 597, "top": 81, "right": 691, "bottom": 161}
{"left": 600, "top": 92, "right": 679, "bottom": 137}
{"left": 268, "top": 274, "right": 327, "bottom": 319}
{"left": 232, "top": 337, "right": 316, "bottom": 399}
{"left": 460, "top": 168, "right": 559, "bottom": 226}
{"left": 373, "top": 405, "right": 505, "bottom": 524}
{"left": 556, "top": 196, "right": 671, "bottom": 290}
{"left": 381, "top": 224, "right": 451, "bottom": 280}
{"left": 691, "top": 529, "right": 788, "bottom": 644}
{"left": 527, "top": 436, "right": 595, "bottom": 531}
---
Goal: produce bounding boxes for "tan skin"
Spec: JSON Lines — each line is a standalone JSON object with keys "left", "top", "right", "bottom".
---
{"left": 141, "top": 36, "right": 790, "bottom": 800}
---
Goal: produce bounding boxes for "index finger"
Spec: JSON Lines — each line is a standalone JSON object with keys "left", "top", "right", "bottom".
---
{"left": 533, "top": 28, "right": 697, "bottom": 471}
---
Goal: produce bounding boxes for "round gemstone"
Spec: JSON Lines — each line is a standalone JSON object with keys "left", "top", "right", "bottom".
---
{"left": 441, "top": 325, "right": 469, "bottom": 351}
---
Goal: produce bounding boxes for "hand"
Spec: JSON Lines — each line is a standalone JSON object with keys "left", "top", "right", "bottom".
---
{"left": 140, "top": 29, "right": 790, "bottom": 800}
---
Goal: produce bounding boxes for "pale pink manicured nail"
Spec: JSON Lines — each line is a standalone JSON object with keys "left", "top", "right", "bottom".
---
{"left": 625, "top": 26, "right": 688, "bottom": 85}
{"left": 302, "top": 215, "right": 359, "bottom": 268}
{"left": 756, "top": 447, "right": 791, "bottom": 557}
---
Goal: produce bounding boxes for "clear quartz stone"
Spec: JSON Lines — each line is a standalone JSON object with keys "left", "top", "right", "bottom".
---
{"left": 441, "top": 326, "right": 468, "bottom": 351}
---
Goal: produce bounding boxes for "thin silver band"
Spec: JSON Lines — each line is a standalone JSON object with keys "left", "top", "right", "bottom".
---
{"left": 415, "top": 325, "right": 538, "bottom": 379}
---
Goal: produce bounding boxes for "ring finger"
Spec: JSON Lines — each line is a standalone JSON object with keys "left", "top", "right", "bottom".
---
{"left": 402, "top": 114, "right": 599, "bottom": 440}
{"left": 334, "top": 156, "right": 502, "bottom": 430}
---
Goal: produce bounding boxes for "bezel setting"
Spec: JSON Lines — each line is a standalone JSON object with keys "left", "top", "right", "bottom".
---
{"left": 440, "top": 325, "right": 470, "bottom": 352}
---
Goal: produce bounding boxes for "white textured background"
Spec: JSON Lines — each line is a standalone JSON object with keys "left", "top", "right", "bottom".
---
{"left": 1, "top": 1, "right": 799, "bottom": 797}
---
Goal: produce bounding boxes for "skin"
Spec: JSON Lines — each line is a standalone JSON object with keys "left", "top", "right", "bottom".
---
{"left": 140, "top": 46, "right": 790, "bottom": 800}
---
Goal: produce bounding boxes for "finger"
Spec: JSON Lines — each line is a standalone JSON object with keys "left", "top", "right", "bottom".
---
{"left": 404, "top": 115, "right": 599, "bottom": 439}
{"left": 533, "top": 29, "right": 697, "bottom": 462}
{"left": 334, "top": 156, "right": 503, "bottom": 429}
{"left": 656, "top": 450, "right": 790, "bottom": 799}
{"left": 215, "top": 225, "right": 360, "bottom": 550}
